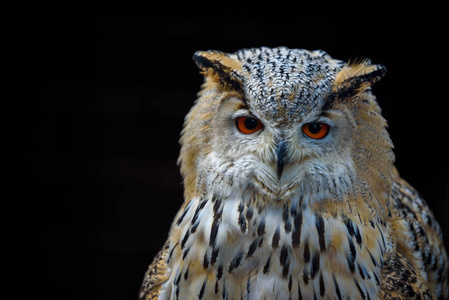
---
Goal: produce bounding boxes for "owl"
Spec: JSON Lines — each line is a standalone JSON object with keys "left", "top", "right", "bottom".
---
{"left": 139, "top": 47, "right": 448, "bottom": 300}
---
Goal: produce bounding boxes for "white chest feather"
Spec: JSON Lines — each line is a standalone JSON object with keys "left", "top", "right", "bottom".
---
{"left": 160, "top": 190, "right": 388, "bottom": 300}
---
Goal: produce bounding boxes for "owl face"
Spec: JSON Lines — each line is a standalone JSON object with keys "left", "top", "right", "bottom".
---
{"left": 205, "top": 94, "right": 356, "bottom": 204}
{"left": 182, "top": 47, "right": 391, "bottom": 205}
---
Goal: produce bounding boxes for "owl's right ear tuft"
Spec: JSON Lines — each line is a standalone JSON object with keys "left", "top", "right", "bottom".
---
{"left": 193, "top": 50, "right": 243, "bottom": 93}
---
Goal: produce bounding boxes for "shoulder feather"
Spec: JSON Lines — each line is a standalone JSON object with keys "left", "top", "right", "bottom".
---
{"left": 139, "top": 240, "right": 171, "bottom": 300}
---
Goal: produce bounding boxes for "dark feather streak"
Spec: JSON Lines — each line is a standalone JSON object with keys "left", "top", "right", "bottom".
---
{"left": 333, "top": 275, "right": 342, "bottom": 300}
{"left": 247, "top": 238, "right": 260, "bottom": 258}
{"left": 319, "top": 272, "right": 325, "bottom": 297}
{"left": 303, "top": 241, "right": 310, "bottom": 263}
{"left": 263, "top": 255, "right": 271, "bottom": 275}
{"left": 310, "top": 253, "right": 320, "bottom": 279}
{"left": 176, "top": 202, "right": 192, "bottom": 225}
{"left": 199, "top": 279, "right": 206, "bottom": 300}
{"left": 272, "top": 226, "right": 280, "bottom": 249}
{"left": 191, "top": 200, "right": 207, "bottom": 225}
{"left": 315, "top": 214, "right": 326, "bottom": 252}
{"left": 257, "top": 217, "right": 266, "bottom": 236}
{"left": 298, "top": 282, "right": 303, "bottom": 300}
{"left": 354, "top": 279, "right": 366, "bottom": 300}
{"left": 292, "top": 210, "right": 303, "bottom": 247}
{"left": 228, "top": 251, "right": 243, "bottom": 273}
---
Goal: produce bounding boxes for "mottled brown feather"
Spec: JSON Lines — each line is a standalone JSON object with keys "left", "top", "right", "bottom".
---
{"left": 387, "top": 170, "right": 448, "bottom": 299}
{"left": 380, "top": 250, "right": 433, "bottom": 300}
{"left": 139, "top": 240, "right": 170, "bottom": 300}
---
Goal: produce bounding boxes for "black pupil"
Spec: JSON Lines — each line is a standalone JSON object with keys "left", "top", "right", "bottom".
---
{"left": 308, "top": 123, "right": 322, "bottom": 134}
{"left": 245, "top": 118, "right": 258, "bottom": 130}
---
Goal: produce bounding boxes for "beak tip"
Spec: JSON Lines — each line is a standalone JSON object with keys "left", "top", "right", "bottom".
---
{"left": 277, "top": 171, "right": 283, "bottom": 181}
{"left": 277, "top": 161, "right": 284, "bottom": 180}
{"left": 276, "top": 139, "right": 286, "bottom": 180}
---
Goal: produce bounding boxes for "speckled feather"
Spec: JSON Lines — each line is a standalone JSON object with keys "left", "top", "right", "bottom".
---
{"left": 139, "top": 47, "right": 448, "bottom": 300}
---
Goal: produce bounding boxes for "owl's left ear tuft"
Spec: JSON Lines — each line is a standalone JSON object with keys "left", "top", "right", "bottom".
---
{"left": 326, "top": 60, "right": 386, "bottom": 105}
{"left": 193, "top": 50, "right": 243, "bottom": 92}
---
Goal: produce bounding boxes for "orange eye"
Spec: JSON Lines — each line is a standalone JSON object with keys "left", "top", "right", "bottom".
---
{"left": 302, "top": 122, "right": 330, "bottom": 139}
{"left": 236, "top": 116, "right": 263, "bottom": 134}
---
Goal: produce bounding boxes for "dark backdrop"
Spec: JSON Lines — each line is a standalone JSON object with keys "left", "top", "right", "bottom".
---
{"left": 37, "top": 12, "right": 448, "bottom": 300}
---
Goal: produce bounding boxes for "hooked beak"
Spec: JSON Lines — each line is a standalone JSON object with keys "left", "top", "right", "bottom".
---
{"left": 276, "top": 139, "right": 286, "bottom": 180}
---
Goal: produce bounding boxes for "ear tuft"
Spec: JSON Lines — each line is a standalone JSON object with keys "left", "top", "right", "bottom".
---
{"left": 328, "top": 60, "right": 386, "bottom": 104}
{"left": 193, "top": 50, "right": 242, "bottom": 73}
{"left": 193, "top": 50, "right": 243, "bottom": 92}
{"left": 334, "top": 59, "right": 386, "bottom": 89}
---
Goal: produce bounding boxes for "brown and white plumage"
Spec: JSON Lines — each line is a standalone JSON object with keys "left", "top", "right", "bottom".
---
{"left": 139, "top": 47, "right": 448, "bottom": 300}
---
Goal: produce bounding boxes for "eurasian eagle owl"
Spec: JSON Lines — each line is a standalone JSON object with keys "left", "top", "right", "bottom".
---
{"left": 139, "top": 47, "right": 448, "bottom": 300}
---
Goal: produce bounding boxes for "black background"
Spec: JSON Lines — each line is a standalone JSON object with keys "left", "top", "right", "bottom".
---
{"left": 36, "top": 11, "right": 448, "bottom": 300}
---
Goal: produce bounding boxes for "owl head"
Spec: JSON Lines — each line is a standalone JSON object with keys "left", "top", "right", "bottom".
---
{"left": 179, "top": 47, "right": 394, "bottom": 213}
